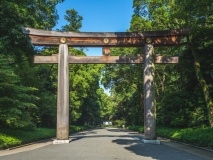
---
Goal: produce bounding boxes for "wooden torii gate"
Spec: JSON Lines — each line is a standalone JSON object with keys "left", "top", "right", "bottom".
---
{"left": 22, "top": 27, "right": 189, "bottom": 144}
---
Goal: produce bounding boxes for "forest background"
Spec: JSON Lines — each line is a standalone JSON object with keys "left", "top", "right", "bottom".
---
{"left": 0, "top": 0, "right": 212, "bottom": 132}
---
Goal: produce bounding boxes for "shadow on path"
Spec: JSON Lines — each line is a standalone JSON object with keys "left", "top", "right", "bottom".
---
{"left": 70, "top": 128, "right": 208, "bottom": 160}
{"left": 112, "top": 138, "right": 208, "bottom": 160}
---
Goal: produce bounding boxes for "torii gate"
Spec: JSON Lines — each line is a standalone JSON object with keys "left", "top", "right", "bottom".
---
{"left": 22, "top": 27, "right": 189, "bottom": 144}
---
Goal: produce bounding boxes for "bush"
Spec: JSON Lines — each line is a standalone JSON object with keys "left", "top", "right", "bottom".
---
{"left": 0, "top": 125, "right": 94, "bottom": 149}
{"left": 0, "top": 128, "right": 55, "bottom": 149}
{"left": 127, "top": 125, "right": 213, "bottom": 149}
{"left": 126, "top": 126, "right": 144, "bottom": 132}
{"left": 70, "top": 125, "right": 93, "bottom": 133}
{"left": 113, "top": 120, "right": 125, "bottom": 128}
{"left": 157, "top": 127, "right": 213, "bottom": 149}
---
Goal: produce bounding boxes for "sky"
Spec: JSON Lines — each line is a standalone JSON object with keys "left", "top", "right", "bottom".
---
{"left": 55, "top": 0, "right": 134, "bottom": 94}
{"left": 55, "top": 0, "right": 134, "bottom": 56}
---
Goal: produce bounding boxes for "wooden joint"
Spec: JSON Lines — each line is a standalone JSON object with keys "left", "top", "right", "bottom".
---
{"left": 102, "top": 47, "right": 110, "bottom": 56}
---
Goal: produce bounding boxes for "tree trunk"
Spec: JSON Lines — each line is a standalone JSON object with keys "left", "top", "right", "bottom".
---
{"left": 190, "top": 46, "right": 213, "bottom": 127}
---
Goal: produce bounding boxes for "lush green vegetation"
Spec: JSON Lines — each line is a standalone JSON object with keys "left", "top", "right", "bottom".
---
{"left": 0, "top": 1, "right": 109, "bottom": 129}
{"left": 69, "top": 125, "right": 93, "bottom": 133}
{"left": 127, "top": 126, "right": 213, "bottom": 149}
{"left": 157, "top": 127, "right": 213, "bottom": 149}
{"left": 0, "top": 128, "right": 55, "bottom": 149}
{"left": 0, "top": 125, "right": 92, "bottom": 149}
{"left": 127, "top": 126, "right": 144, "bottom": 133}
{"left": 101, "top": 0, "right": 213, "bottom": 128}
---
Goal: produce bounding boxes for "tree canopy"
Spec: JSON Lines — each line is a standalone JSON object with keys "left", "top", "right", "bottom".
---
{"left": 101, "top": 0, "right": 213, "bottom": 127}
{"left": 0, "top": 0, "right": 212, "bottom": 129}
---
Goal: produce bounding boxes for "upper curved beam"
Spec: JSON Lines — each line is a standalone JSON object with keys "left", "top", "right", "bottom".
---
{"left": 22, "top": 27, "right": 189, "bottom": 47}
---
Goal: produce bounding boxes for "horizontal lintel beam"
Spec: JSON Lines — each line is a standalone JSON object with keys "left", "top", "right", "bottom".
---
{"left": 22, "top": 27, "right": 189, "bottom": 47}
{"left": 34, "top": 55, "right": 178, "bottom": 64}
{"left": 28, "top": 35, "right": 182, "bottom": 47}
{"left": 23, "top": 27, "right": 189, "bottom": 38}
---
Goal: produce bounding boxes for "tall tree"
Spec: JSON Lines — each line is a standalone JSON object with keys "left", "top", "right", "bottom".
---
{"left": 60, "top": 9, "right": 106, "bottom": 125}
{"left": 101, "top": 47, "right": 145, "bottom": 125}
{"left": 62, "top": 9, "right": 83, "bottom": 32}
{"left": 0, "top": 55, "right": 38, "bottom": 129}
{"left": 101, "top": 0, "right": 212, "bottom": 128}
{"left": 131, "top": 0, "right": 213, "bottom": 127}
{"left": 0, "top": 0, "right": 63, "bottom": 129}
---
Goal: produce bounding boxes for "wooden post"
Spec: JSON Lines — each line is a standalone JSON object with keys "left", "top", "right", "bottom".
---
{"left": 102, "top": 47, "right": 110, "bottom": 56}
{"left": 53, "top": 44, "right": 70, "bottom": 144}
{"left": 143, "top": 43, "right": 159, "bottom": 143}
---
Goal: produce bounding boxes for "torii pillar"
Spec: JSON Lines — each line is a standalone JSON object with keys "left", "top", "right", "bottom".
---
{"left": 53, "top": 44, "right": 70, "bottom": 144}
{"left": 143, "top": 43, "right": 160, "bottom": 144}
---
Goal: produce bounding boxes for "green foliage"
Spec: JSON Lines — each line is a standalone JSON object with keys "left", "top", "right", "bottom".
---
{"left": 157, "top": 127, "right": 213, "bottom": 149}
{"left": 126, "top": 126, "right": 144, "bottom": 133}
{"left": 62, "top": 9, "right": 83, "bottom": 32}
{"left": 0, "top": 125, "right": 93, "bottom": 149}
{"left": 98, "top": 88, "right": 113, "bottom": 121}
{"left": 36, "top": 92, "right": 57, "bottom": 127}
{"left": 0, "top": 0, "right": 65, "bottom": 129}
{"left": 69, "top": 63, "right": 103, "bottom": 124}
{"left": 0, "top": 56, "right": 38, "bottom": 129}
{"left": 0, "top": 128, "right": 56, "bottom": 149}
{"left": 101, "top": 0, "right": 213, "bottom": 129}
{"left": 157, "top": 90, "right": 209, "bottom": 128}
{"left": 69, "top": 125, "right": 93, "bottom": 133}
{"left": 101, "top": 48, "right": 144, "bottom": 126}
{"left": 129, "top": 0, "right": 213, "bottom": 128}
{"left": 0, "top": 0, "right": 63, "bottom": 62}
{"left": 0, "top": 0, "right": 212, "bottom": 136}
{"left": 113, "top": 119, "right": 126, "bottom": 128}
{"left": 127, "top": 125, "right": 213, "bottom": 149}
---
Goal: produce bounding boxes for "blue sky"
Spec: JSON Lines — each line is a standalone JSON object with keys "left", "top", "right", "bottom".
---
{"left": 55, "top": 0, "right": 134, "bottom": 94}
{"left": 55, "top": 0, "right": 134, "bottom": 56}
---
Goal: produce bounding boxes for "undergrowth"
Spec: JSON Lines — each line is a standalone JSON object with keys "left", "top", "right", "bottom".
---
{"left": 126, "top": 126, "right": 213, "bottom": 149}
{"left": 0, "top": 125, "right": 93, "bottom": 149}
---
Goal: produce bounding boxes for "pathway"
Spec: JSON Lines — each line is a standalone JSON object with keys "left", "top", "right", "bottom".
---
{"left": 0, "top": 128, "right": 212, "bottom": 160}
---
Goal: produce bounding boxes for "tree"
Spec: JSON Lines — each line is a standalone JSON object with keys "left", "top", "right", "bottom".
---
{"left": 0, "top": 0, "right": 64, "bottom": 129}
{"left": 0, "top": 55, "right": 38, "bottom": 129}
{"left": 62, "top": 9, "right": 83, "bottom": 32}
{"left": 130, "top": 0, "right": 213, "bottom": 127}
{"left": 101, "top": 0, "right": 212, "bottom": 128}
{"left": 101, "top": 47, "right": 145, "bottom": 125}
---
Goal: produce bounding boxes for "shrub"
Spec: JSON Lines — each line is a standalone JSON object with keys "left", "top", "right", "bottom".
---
{"left": 127, "top": 126, "right": 213, "bottom": 149}
{"left": 113, "top": 120, "right": 125, "bottom": 128}
{"left": 0, "top": 128, "right": 55, "bottom": 149}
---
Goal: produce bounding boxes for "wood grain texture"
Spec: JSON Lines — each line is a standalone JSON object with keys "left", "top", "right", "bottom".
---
{"left": 56, "top": 44, "right": 69, "bottom": 140}
{"left": 144, "top": 44, "right": 156, "bottom": 140}
{"left": 22, "top": 27, "right": 189, "bottom": 37}
{"left": 34, "top": 55, "right": 178, "bottom": 64}
{"left": 22, "top": 27, "right": 189, "bottom": 47}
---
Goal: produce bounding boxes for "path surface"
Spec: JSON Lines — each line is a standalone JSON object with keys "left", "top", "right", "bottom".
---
{"left": 0, "top": 128, "right": 212, "bottom": 160}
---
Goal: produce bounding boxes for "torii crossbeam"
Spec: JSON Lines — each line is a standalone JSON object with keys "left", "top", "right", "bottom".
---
{"left": 22, "top": 27, "right": 189, "bottom": 144}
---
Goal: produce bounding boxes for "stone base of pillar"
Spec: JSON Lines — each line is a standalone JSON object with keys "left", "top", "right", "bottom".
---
{"left": 142, "top": 139, "right": 160, "bottom": 144}
{"left": 53, "top": 139, "right": 71, "bottom": 144}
